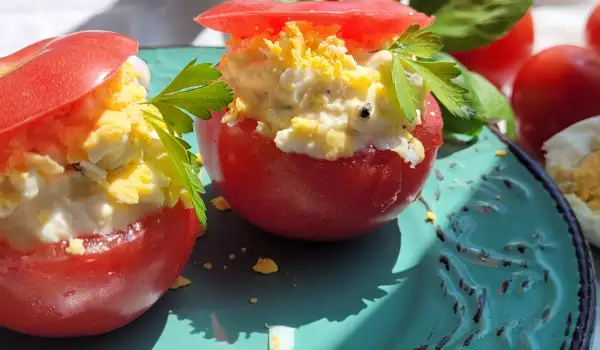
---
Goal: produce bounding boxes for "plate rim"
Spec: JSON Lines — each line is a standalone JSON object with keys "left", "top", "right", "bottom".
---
{"left": 490, "top": 126, "right": 597, "bottom": 349}
{"left": 137, "top": 46, "right": 597, "bottom": 348}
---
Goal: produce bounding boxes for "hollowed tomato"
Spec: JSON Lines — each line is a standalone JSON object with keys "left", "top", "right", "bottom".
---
{"left": 196, "top": 96, "right": 443, "bottom": 241}
{"left": 0, "top": 32, "right": 199, "bottom": 337}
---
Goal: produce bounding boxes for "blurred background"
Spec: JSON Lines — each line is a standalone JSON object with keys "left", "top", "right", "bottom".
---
{"left": 0, "top": 0, "right": 596, "bottom": 56}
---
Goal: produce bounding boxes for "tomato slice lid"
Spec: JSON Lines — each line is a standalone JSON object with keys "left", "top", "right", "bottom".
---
{"left": 0, "top": 31, "right": 138, "bottom": 135}
{"left": 195, "top": 0, "right": 433, "bottom": 44}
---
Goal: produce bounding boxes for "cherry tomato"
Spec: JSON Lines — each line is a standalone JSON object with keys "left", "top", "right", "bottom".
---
{"left": 586, "top": 4, "right": 600, "bottom": 54}
{"left": 451, "top": 10, "right": 534, "bottom": 89}
{"left": 0, "top": 203, "right": 198, "bottom": 337}
{"left": 0, "top": 33, "right": 199, "bottom": 337}
{"left": 195, "top": 0, "right": 433, "bottom": 50}
{"left": 511, "top": 45, "right": 600, "bottom": 162}
{"left": 0, "top": 31, "right": 138, "bottom": 136}
{"left": 196, "top": 95, "right": 443, "bottom": 241}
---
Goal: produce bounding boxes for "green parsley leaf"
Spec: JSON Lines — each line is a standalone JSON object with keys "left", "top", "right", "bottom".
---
{"left": 144, "top": 114, "right": 207, "bottom": 225}
{"left": 431, "top": 53, "right": 516, "bottom": 138}
{"left": 141, "top": 59, "right": 234, "bottom": 225}
{"left": 387, "top": 26, "right": 474, "bottom": 124}
{"left": 146, "top": 60, "right": 233, "bottom": 135}
{"left": 388, "top": 24, "right": 443, "bottom": 59}
{"left": 391, "top": 53, "right": 419, "bottom": 123}
{"left": 400, "top": 58, "right": 475, "bottom": 119}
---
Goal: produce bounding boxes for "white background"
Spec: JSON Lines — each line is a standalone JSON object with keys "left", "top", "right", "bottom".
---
{"left": 0, "top": 0, "right": 598, "bottom": 345}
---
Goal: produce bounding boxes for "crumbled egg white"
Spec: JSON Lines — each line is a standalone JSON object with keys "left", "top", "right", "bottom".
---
{"left": 0, "top": 57, "right": 188, "bottom": 249}
{"left": 219, "top": 21, "right": 427, "bottom": 164}
{"left": 543, "top": 116, "right": 600, "bottom": 248}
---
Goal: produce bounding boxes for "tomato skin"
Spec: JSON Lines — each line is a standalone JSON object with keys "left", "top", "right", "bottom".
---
{"left": 196, "top": 95, "right": 442, "bottom": 241}
{"left": 195, "top": 0, "right": 433, "bottom": 49}
{"left": 0, "top": 202, "right": 198, "bottom": 337}
{"left": 510, "top": 45, "right": 600, "bottom": 162}
{"left": 586, "top": 4, "right": 600, "bottom": 54}
{"left": 451, "top": 11, "right": 534, "bottom": 89}
{"left": 0, "top": 31, "right": 138, "bottom": 136}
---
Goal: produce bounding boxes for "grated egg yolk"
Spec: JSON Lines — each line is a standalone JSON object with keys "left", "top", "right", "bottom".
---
{"left": 253, "top": 257, "right": 279, "bottom": 274}
{"left": 555, "top": 151, "right": 600, "bottom": 211}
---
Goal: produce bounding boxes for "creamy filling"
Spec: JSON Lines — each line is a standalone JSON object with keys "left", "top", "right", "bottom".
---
{"left": 219, "top": 21, "right": 428, "bottom": 164}
{"left": 0, "top": 57, "right": 186, "bottom": 249}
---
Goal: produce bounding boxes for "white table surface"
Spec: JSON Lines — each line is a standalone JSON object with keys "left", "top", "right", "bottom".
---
{"left": 0, "top": 0, "right": 598, "bottom": 346}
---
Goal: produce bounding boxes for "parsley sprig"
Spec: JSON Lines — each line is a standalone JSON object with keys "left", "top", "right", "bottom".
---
{"left": 141, "top": 59, "right": 234, "bottom": 225}
{"left": 388, "top": 24, "right": 476, "bottom": 124}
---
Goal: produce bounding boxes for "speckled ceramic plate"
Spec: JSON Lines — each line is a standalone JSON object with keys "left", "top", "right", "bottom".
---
{"left": 1, "top": 47, "right": 596, "bottom": 350}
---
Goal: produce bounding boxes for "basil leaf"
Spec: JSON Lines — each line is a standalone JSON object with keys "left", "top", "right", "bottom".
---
{"left": 408, "top": 0, "right": 447, "bottom": 16}
{"left": 464, "top": 71, "right": 516, "bottom": 139}
{"left": 422, "top": 0, "right": 533, "bottom": 52}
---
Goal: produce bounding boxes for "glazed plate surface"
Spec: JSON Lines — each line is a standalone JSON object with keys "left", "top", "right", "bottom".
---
{"left": 1, "top": 47, "right": 595, "bottom": 350}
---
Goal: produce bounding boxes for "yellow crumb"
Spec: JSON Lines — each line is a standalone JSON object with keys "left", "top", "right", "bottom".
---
{"left": 195, "top": 153, "right": 204, "bottom": 166}
{"left": 495, "top": 149, "right": 507, "bottom": 157}
{"left": 495, "top": 195, "right": 501, "bottom": 200}
{"left": 170, "top": 276, "right": 191, "bottom": 290}
{"left": 241, "top": 247, "right": 247, "bottom": 253}
{"left": 203, "top": 263, "right": 213, "bottom": 270}
{"left": 229, "top": 254, "right": 236, "bottom": 260}
{"left": 426, "top": 211, "right": 437, "bottom": 222}
{"left": 253, "top": 257, "right": 279, "bottom": 274}
{"left": 65, "top": 239, "right": 85, "bottom": 255}
{"left": 211, "top": 196, "right": 231, "bottom": 211}
{"left": 249, "top": 297, "right": 258, "bottom": 304}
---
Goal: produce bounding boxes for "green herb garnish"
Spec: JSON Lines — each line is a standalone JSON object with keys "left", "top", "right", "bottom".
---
{"left": 141, "top": 59, "right": 234, "bottom": 225}
{"left": 388, "top": 24, "right": 475, "bottom": 124}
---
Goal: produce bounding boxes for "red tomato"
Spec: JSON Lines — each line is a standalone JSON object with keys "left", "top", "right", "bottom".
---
{"left": 0, "top": 31, "right": 138, "bottom": 136}
{"left": 511, "top": 45, "right": 600, "bottom": 162}
{"left": 195, "top": 0, "right": 433, "bottom": 49}
{"left": 451, "top": 11, "right": 534, "bottom": 89}
{"left": 0, "top": 203, "right": 198, "bottom": 337}
{"left": 196, "top": 95, "right": 443, "bottom": 241}
{"left": 586, "top": 4, "right": 600, "bottom": 53}
{"left": 0, "top": 33, "right": 199, "bottom": 337}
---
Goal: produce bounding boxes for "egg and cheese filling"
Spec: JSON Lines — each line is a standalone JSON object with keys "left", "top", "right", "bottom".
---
{"left": 219, "top": 21, "right": 428, "bottom": 163}
{"left": 0, "top": 57, "right": 188, "bottom": 249}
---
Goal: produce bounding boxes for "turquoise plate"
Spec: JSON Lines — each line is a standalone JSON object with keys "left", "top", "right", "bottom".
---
{"left": 1, "top": 47, "right": 596, "bottom": 349}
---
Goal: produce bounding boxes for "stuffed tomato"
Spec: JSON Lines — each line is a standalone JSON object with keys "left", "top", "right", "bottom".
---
{"left": 195, "top": 0, "right": 443, "bottom": 241}
{"left": 0, "top": 32, "right": 202, "bottom": 337}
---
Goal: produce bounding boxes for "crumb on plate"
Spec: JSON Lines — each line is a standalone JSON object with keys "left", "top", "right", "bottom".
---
{"left": 426, "top": 211, "right": 436, "bottom": 222}
{"left": 211, "top": 196, "right": 231, "bottom": 211}
{"left": 495, "top": 195, "right": 501, "bottom": 200}
{"left": 203, "top": 262, "right": 213, "bottom": 270}
{"left": 170, "top": 276, "right": 191, "bottom": 290}
{"left": 253, "top": 257, "right": 279, "bottom": 274}
{"left": 229, "top": 254, "right": 236, "bottom": 260}
{"left": 495, "top": 149, "right": 507, "bottom": 157}
{"left": 241, "top": 247, "right": 247, "bottom": 253}
{"left": 249, "top": 297, "right": 258, "bottom": 304}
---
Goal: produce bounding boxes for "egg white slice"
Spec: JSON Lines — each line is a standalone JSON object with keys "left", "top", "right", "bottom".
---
{"left": 268, "top": 325, "right": 295, "bottom": 350}
{"left": 543, "top": 115, "right": 600, "bottom": 248}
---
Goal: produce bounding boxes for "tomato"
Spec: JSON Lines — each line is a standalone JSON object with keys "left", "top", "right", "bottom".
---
{"left": 0, "top": 203, "right": 197, "bottom": 337}
{"left": 0, "top": 31, "right": 137, "bottom": 136}
{"left": 586, "top": 4, "right": 600, "bottom": 54}
{"left": 194, "top": 0, "right": 433, "bottom": 49}
{"left": 510, "top": 45, "right": 600, "bottom": 162}
{"left": 0, "top": 33, "right": 198, "bottom": 337}
{"left": 451, "top": 10, "right": 534, "bottom": 89}
{"left": 196, "top": 95, "right": 443, "bottom": 241}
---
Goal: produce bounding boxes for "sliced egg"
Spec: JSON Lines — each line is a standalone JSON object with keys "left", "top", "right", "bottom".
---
{"left": 268, "top": 325, "right": 295, "bottom": 350}
{"left": 543, "top": 115, "right": 600, "bottom": 247}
